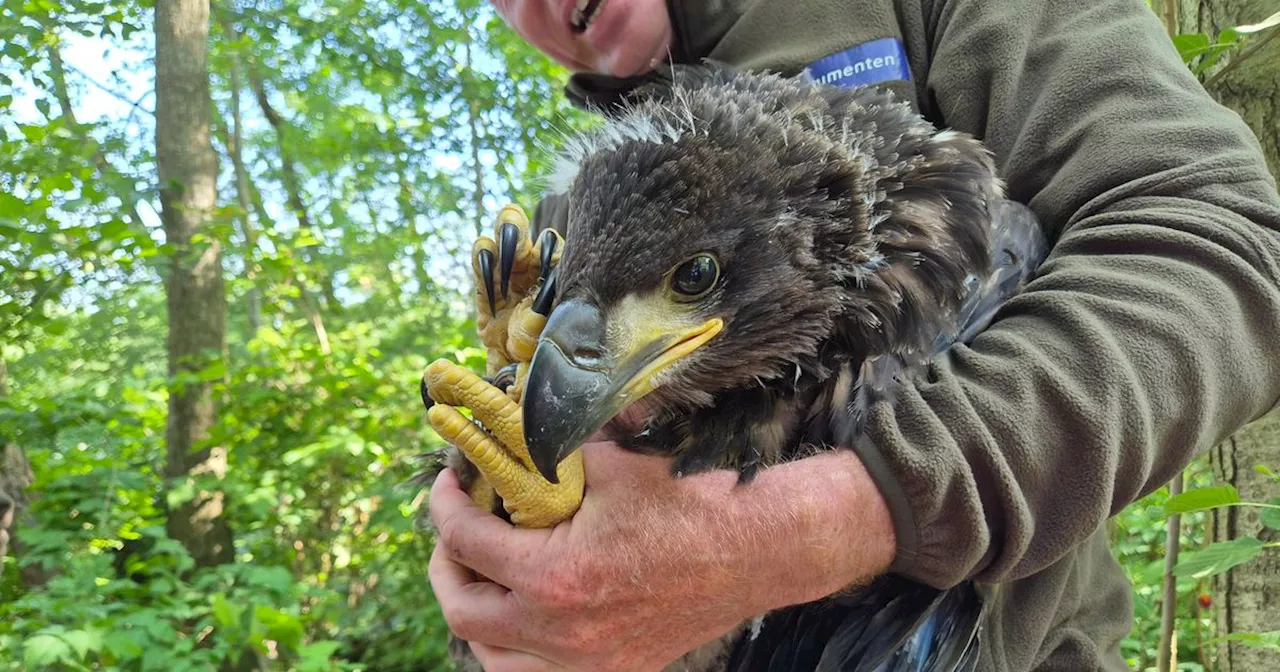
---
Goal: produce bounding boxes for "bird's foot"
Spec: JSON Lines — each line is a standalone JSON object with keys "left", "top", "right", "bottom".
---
{"left": 473, "top": 204, "right": 563, "bottom": 402}
{"left": 423, "top": 360, "right": 584, "bottom": 528}
{"left": 422, "top": 204, "right": 580, "bottom": 528}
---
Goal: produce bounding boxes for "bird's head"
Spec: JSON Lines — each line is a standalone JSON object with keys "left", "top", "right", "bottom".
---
{"left": 523, "top": 65, "right": 1001, "bottom": 482}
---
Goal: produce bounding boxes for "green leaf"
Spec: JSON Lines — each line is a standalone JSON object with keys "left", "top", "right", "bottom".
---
{"left": 100, "top": 219, "right": 131, "bottom": 241}
{"left": 255, "top": 605, "right": 304, "bottom": 650}
{"left": 1171, "top": 33, "right": 1211, "bottom": 62}
{"left": 1173, "top": 537, "right": 1266, "bottom": 579}
{"left": 1256, "top": 464, "right": 1280, "bottom": 484}
{"left": 1262, "top": 498, "right": 1280, "bottom": 530}
{"left": 103, "top": 630, "right": 146, "bottom": 659}
{"left": 212, "top": 592, "right": 244, "bottom": 630}
{"left": 244, "top": 565, "right": 295, "bottom": 595}
{"left": 298, "top": 640, "right": 343, "bottom": 671}
{"left": 196, "top": 358, "right": 228, "bottom": 381}
{"left": 61, "top": 628, "right": 103, "bottom": 660}
{"left": 1165, "top": 484, "right": 1240, "bottom": 514}
{"left": 1207, "top": 630, "right": 1280, "bottom": 652}
{"left": 24, "top": 634, "right": 74, "bottom": 666}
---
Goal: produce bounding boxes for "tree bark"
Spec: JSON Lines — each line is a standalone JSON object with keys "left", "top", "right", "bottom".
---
{"left": 155, "top": 0, "right": 235, "bottom": 569}
{"left": 0, "top": 361, "right": 51, "bottom": 589}
{"left": 1181, "top": 2, "right": 1280, "bottom": 670}
{"left": 1186, "top": 0, "right": 1279, "bottom": 175}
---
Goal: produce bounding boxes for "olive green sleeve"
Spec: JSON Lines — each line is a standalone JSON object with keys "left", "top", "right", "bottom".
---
{"left": 855, "top": 0, "right": 1280, "bottom": 588}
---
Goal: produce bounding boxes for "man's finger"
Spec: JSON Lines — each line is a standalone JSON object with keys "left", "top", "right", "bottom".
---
{"left": 429, "top": 543, "right": 523, "bottom": 643}
{"left": 428, "top": 467, "right": 553, "bottom": 588}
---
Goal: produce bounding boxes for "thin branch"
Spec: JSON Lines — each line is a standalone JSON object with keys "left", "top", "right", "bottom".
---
{"left": 1204, "top": 29, "right": 1279, "bottom": 89}
{"left": 1157, "top": 470, "right": 1184, "bottom": 672}
{"left": 1161, "top": 0, "right": 1178, "bottom": 39}
{"left": 380, "top": 93, "right": 427, "bottom": 300}
{"left": 48, "top": 40, "right": 148, "bottom": 229}
{"left": 62, "top": 61, "right": 154, "bottom": 116}
{"left": 211, "top": 110, "right": 330, "bottom": 355}
{"left": 218, "top": 11, "right": 340, "bottom": 343}
{"left": 462, "top": 38, "right": 486, "bottom": 238}
{"left": 227, "top": 54, "right": 264, "bottom": 335}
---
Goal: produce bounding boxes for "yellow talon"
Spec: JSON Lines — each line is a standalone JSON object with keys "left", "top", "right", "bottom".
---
{"left": 427, "top": 203, "right": 580, "bottom": 529}
{"left": 425, "top": 360, "right": 584, "bottom": 528}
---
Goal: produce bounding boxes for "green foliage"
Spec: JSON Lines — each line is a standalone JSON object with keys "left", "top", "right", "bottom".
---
{"left": 1165, "top": 485, "right": 1242, "bottom": 514}
{"left": 1208, "top": 631, "right": 1280, "bottom": 653}
{"left": 1173, "top": 537, "right": 1268, "bottom": 580}
{"left": 1168, "top": 10, "right": 1280, "bottom": 77}
{"left": 1, "top": 0, "right": 585, "bottom": 669}
{"left": 1110, "top": 469, "right": 1280, "bottom": 670}
{"left": 1111, "top": 465, "right": 1217, "bottom": 671}
{"left": 2, "top": 0, "right": 1274, "bottom": 670}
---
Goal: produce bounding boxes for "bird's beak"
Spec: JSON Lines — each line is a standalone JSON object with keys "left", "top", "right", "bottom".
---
{"left": 522, "top": 298, "right": 722, "bottom": 483}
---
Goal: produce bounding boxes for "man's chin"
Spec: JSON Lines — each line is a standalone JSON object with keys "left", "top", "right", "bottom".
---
{"left": 594, "top": 24, "right": 673, "bottom": 78}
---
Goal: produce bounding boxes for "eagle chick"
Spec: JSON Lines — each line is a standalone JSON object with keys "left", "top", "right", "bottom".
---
{"left": 481, "top": 64, "right": 1046, "bottom": 671}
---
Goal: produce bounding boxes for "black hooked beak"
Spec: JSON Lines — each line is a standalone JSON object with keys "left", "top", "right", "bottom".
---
{"left": 522, "top": 299, "right": 722, "bottom": 483}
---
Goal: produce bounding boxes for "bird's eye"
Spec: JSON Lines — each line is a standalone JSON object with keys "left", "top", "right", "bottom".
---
{"left": 670, "top": 254, "right": 720, "bottom": 299}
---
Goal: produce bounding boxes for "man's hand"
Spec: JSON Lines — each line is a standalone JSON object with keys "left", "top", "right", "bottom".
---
{"left": 428, "top": 441, "right": 897, "bottom": 671}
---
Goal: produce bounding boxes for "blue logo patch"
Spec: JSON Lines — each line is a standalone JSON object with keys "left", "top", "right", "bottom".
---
{"left": 803, "top": 37, "right": 912, "bottom": 89}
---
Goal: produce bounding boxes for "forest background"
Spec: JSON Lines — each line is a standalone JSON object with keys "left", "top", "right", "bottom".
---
{"left": 1, "top": 0, "right": 1278, "bottom": 670}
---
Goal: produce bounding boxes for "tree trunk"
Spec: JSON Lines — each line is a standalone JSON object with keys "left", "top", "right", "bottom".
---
{"left": 0, "top": 360, "right": 50, "bottom": 589}
{"left": 1181, "top": 1, "right": 1280, "bottom": 670}
{"left": 155, "top": 0, "right": 234, "bottom": 569}
{"left": 1191, "top": 0, "right": 1279, "bottom": 175}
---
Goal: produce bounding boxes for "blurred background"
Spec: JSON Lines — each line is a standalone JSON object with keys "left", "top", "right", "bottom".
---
{"left": 0, "top": 0, "right": 1276, "bottom": 670}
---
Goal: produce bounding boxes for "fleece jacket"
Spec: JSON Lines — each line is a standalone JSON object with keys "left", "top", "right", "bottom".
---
{"left": 533, "top": 0, "right": 1280, "bottom": 669}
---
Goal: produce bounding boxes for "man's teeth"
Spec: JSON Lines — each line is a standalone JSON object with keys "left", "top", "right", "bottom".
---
{"left": 572, "top": 0, "right": 605, "bottom": 32}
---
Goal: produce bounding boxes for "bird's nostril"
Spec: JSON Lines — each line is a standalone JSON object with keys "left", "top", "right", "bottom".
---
{"left": 574, "top": 347, "right": 605, "bottom": 362}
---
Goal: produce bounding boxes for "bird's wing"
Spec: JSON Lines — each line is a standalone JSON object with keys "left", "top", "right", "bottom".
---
{"left": 935, "top": 199, "right": 1048, "bottom": 351}
{"left": 726, "top": 576, "right": 991, "bottom": 672}
{"left": 844, "top": 198, "right": 1049, "bottom": 441}
{"left": 769, "top": 200, "right": 1044, "bottom": 671}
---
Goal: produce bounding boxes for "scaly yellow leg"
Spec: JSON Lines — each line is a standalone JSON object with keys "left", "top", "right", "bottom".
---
{"left": 426, "top": 203, "right": 579, "bottom": 528}
{"left": 425, "top": 360, "right": 583, "bottom": 528}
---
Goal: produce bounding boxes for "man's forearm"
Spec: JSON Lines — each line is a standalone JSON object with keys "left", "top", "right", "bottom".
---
{"left": 723, "top": 448, "right": 898, "bottom": 615}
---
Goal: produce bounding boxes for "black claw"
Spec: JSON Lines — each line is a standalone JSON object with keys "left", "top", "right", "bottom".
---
{"left": 532, "top": 267, "right": 557, "bottom": 316}
{"left": 478, "top": 248, "right": 496, "bottom": 315}
{"left": 538, "top": 230, "right": 559, "bottom": 281}
{"left": 420, "top": 377, "right": 434, "bottom": 411}
{"left": 499, "top": 223, "right": 519, "bottom": 299}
